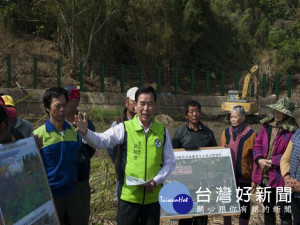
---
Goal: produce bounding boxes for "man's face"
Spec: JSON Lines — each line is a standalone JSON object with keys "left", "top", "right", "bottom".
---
{"left": 135, "top": 93, "right": 156, "bottom": 125}
{"left": 125, "top": 98, "right": 136, "bottom": 114}
{"left": 66, "top": 99, "right": 79, "bottom": 115}
{"left": 185, "top": 106, "right": 201, "bottom": 125}
{"left": 46, "top": 94, "right": 67, "bottom": 122}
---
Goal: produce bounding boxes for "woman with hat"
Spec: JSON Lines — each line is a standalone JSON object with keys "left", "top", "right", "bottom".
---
{"left": 253, "top": 97, "right": 298, "bottom": 225}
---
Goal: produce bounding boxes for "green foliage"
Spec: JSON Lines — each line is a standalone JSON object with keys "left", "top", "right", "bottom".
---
{"left": 267, "top": 19, "right": 300, "bottom": 74}
{"left": 254, "top": 18, "right": 269, "bottom": 47}
{"left": 277, "top": 39, "right": 300, "bottom": 73}
{"left": 1, "top": 0, "right": 299, "bottom": 76}
{"left": 269, "top": 27, "right": 288, "bottom": 47}
{"left": 1, "top": 0, "right": 56, "bottom": 38}
{"left": 259, "top": 0, "right": 294, "bottom": 23}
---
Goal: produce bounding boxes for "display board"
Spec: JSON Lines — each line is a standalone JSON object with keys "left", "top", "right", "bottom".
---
{"left": 161, "top": 147, "right": 240, "bottom": 219}
{"left": 0, "top": 137, "right": 59, "bottom": 225}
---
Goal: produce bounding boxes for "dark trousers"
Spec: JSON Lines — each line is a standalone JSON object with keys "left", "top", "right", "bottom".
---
{"left": 292, "top": 194, "right": 300, "bottom": 225}
{"left": 223, "top": 182, "right": 251, "bottom": 224}
{"left": 117, "top": 199, "right": 160, "bottom": 225}
{"left": 238, "top": 183, "right": 251, "bottom": 220}
{"left": 178, "top": 216, "right": 208, "bottom": 225}
{"left": 262, "top": 187, "right": 292, "bottom": 225}
{"left": 77, "top": 180, "right": 91, "bottom": 223}
{"left": 54, "top": 190, "right": 87, "bottom": 225}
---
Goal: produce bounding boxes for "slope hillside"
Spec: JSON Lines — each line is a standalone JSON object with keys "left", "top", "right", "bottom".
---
{"left": 0, "top": 29, "right": 99, "bottom": 91}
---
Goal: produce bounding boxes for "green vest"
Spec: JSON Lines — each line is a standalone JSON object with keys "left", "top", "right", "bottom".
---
{"left": 120, "top": 115, "right": 165, "bottom": 204}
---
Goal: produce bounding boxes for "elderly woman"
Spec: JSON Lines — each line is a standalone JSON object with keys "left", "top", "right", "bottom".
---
{"left": 281, "top": 128, "right": 300, "bottom": 224}
{"left": 253, "top": 98, "right": 298, "bottom": 225}
{"left": 220, "top": 105, "right": 256, "bottom": 225}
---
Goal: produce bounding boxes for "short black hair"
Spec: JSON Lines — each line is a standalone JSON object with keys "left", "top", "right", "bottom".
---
{"left": 43, "top": 87, "right": 68, "bottom": 115}
{"left": 184, "top": 100, "right": 201, "bottom": 115}
{"left": 135, "top": 86, "right": 157, "bottom": 103}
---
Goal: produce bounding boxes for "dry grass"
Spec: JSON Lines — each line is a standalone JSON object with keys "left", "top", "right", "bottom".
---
{"left": 89, "top": 150, "right": 117, "bottom": 225}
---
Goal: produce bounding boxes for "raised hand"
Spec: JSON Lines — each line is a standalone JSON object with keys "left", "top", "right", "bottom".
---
{"left": 74, "top": 112, "right": 88, "bottom": 135}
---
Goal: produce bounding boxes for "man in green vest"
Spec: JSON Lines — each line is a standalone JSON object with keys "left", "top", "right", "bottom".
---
{"left": 75, "top": 86, "right": 175, "bottom": 225}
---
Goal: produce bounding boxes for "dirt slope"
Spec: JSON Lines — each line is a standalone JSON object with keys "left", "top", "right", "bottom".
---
{"left": 0, "top": 29, "right": 101, "bottom": 91}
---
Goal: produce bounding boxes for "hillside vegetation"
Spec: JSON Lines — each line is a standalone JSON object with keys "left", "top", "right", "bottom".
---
{"left": 0, "top": 0, "right": 299, "bottom": 81}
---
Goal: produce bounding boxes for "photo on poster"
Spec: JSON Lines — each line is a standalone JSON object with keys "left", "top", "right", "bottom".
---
{"left": 0, "top": 137, "right": 59, "bottom": 225}
{"left": 160, "top": 148, "right": 240, "bottom": 218}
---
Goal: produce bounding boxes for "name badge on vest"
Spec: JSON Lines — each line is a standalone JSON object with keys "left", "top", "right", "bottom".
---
{"left": 155, "top": 139, "right": 161, "bottom": 148}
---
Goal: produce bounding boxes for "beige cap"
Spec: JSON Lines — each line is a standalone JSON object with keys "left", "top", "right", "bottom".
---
{"left": 126, "top": 87, "right": 138, "bottom": 101}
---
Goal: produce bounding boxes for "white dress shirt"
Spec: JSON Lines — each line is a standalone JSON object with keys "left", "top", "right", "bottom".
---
{"left": 82, "top": 117, "right": 175, "bottom": 185}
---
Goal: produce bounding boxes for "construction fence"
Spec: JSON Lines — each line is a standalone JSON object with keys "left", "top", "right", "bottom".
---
{"left": 3, "top": 55, "right": 295, "bottom": 98}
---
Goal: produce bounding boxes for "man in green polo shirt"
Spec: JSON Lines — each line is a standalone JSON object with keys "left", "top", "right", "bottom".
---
{"left": 33, "top": 87, "right": 86, "bottom": 225}
{"left": 75, "top": 86, "right": 175, "bottom": 225}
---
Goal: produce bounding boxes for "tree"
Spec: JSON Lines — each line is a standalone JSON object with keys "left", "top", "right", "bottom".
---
{"left": 51, "top": 0, "right": 118, "bottom": 74}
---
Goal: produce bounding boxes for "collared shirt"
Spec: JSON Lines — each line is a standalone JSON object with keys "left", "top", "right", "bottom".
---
{"left": 82, "top": 117, "right": 175, "bottom": 185}
{"left": 172, "top": 122, "right": 217, "bottom": 149}
{"left": 33, "top": 119, "right": 80, "bottom": 198}
{"left": 13, "top": 117, "right": 33, "bottom": 138}
{"left": 187, "top": 122, "right": 202, "bottom": 132}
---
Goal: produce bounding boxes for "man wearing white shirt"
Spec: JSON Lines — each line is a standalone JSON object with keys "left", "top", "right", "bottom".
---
{"left": 75, "top": 86, "right": 175, "bottom": 225}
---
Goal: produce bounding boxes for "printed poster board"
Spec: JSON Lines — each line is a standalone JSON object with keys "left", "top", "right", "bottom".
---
{"left": 0, "top": 137, "right": 59, "bottom": 225}
{"left": 161, "top": 147, "right": 240, "bottom": 219}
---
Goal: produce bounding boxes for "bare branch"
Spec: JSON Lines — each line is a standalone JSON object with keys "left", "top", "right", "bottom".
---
{"left": 94, "top": 11, "right": 115, "bottom": 34}
{"left": 94, "top": 6, "right": 118, "bottom": 35}
{"left": 84, "top": 5, "right": 118, "bottom": 65}
{"left": 59, "top": 9, "right": 72, "bottom": 51}
{"left": 74, "top": 0, "right": 94, "bottom": 17}
{"left": 84, "top": 4, "right": 103, "bottom": 65}
{"left": 34, "top": 0, "right": 46, "bottom": 6}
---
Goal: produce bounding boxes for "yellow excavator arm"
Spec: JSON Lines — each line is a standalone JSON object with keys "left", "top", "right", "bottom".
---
{"left": 221, "top": 65, "right": 259, "bottom": 115}
{"left": 240, "top": 65, "right": 259, "bottom": 99}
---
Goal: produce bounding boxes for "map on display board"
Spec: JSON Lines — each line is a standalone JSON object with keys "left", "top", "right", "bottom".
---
{"left": 160, "top": 147, "right": 240, "bottom": 219}
{"left": 0, "top": 137, "right": 59, "bottom": 225}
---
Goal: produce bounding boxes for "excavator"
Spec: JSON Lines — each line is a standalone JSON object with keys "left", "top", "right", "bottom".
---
{"left": 221, "top": 65, "right": 259, "bottom": 116}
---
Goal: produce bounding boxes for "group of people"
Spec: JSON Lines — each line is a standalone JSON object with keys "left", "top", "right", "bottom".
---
{"left": 220, "top": 97, "right": 298, "bottom": 225}
{"left": 1, "top": 85, "right": 300, "bottom": 225}
{"left": 170, "top": 96, "right": 298, "bottom": 225}
{"left": 74, "top": 86, "right": 300, "bottom": 225}
{"left": 0, "top": 88, "right": 94, "bottom": 225}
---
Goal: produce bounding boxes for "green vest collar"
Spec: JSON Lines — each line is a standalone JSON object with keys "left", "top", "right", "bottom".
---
{"left": 132, "top": 115, "right": 160, "bottom": 135}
